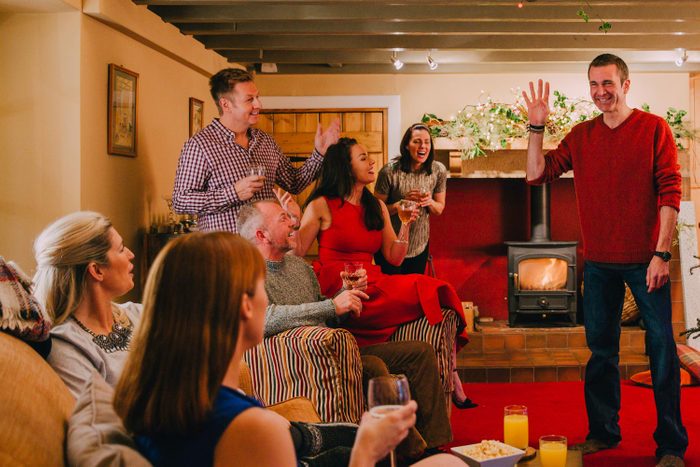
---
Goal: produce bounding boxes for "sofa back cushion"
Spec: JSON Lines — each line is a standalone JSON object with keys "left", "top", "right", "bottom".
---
{"left": 0, "top": 332, "right": 74, "bottom": 466}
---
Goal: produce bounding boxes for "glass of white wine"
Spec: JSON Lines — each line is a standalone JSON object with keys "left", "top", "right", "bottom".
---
{"left": 368, "top": 375, "right": 411, "bottom": 467}
{"left": 396, "top": 199, "right": 416, "bottom": 243}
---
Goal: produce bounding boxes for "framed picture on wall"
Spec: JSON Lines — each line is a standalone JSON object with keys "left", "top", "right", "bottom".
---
{"left": 107, "top": 64, "right": 138, "bottom": 157}
{"left": 189, "top": 97, "right": 204, "bottom": 136}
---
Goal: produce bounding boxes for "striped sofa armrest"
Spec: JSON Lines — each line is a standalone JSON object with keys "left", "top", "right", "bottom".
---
{"left": 244, "top": 326, "right": 364, "bottom": 424}
{"left": 389, "top": 307, "right": 459, "bottom": 395}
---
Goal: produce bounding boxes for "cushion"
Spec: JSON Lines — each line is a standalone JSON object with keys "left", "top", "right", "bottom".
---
{"left": 0, "top": 332, "right": 74, "bottom": 466}
{"left": 630, "top": 368, "right": 697, "bottom": 387}
{"left": 677, "top": 343, "right": 700, "bottom": 381}
{"left": 267, "top": 397, "right": 322, "bottom": 423}
{"left": 66, "top": 372, "right": 150, "bottom": 466}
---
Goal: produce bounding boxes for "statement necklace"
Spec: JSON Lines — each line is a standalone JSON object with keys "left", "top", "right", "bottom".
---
{"left": 72, "top": 312, "right": 133, "bottom": 353}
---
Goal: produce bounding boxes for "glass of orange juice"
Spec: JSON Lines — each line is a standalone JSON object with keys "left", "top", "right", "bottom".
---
{"left": 503, "top": 405, "right": 528, "bottom": 449}
{"left": 539, "top": 435, "right": 567, "bottom": 467}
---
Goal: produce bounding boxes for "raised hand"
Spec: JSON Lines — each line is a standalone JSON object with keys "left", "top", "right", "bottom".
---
{"left": 315, "top": 119, "right": 341, "bottom": 155}
{"left": 522, "top": 79, "right": 550, "bottom": 126}
{"left": 274, "top": 187, "right": 301, "bottom": 227}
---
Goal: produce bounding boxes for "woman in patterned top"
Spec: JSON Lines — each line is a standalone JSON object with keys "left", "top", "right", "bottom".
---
{"left": 374, "top": 123, "right": 447, "bottom": 275}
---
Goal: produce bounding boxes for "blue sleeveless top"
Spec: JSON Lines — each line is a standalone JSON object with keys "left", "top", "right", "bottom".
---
{"left": 135, "top": 386, "right": 264, "bottom": 467}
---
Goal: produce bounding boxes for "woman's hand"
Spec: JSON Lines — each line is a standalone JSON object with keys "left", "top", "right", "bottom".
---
{"left": 349, "top": 401, "right": 418, "bottom": 467}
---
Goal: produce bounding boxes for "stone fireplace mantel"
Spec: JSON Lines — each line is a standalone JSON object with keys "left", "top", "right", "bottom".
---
{"left": 433, "top": 138, "right": 572, "bottom": 179}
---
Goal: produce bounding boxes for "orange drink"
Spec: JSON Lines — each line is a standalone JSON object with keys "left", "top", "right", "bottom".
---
{"left": 539, "top": 435, "right": 567, "bottom": 467}
{"left": 503, "top": 405, "right": 528, "bottom": 449}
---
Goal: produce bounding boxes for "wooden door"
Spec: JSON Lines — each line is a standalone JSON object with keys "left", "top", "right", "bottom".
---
{"left": 256, "top": 108, "right": 388, "bottom": 255}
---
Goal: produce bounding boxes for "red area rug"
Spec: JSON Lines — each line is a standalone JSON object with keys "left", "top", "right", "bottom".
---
{"left": 449, "top": 381, "right": 698, "bottom": 466}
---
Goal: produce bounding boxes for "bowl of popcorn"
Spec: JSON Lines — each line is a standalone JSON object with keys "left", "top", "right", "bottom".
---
{"left": 450, "top": 440, "right": 525, "bottom": 467}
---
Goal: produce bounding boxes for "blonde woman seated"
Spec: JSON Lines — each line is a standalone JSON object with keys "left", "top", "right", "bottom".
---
{"left": 114, "top": 232, "right": 462, "bottom": 467}
{"left": 33, "top": 211, "right": 140, "bottom": 397}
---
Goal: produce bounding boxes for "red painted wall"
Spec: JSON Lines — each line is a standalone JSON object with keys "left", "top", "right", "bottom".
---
{"left": 429, "top": 178, "right": 583, "bottom": 320}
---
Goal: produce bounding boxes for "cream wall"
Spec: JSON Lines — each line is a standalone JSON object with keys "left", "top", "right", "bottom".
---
{"left": 0, "top": 11, "right": 81, "bottom": 272}
{"left": 257, "top": 72, "right": 690, "bottom": 134}
{"left": 79, "top": 13, "right": 221, "bottom": 292}
{"left": 0, "top": 1, "right": 227, "bottom": 301}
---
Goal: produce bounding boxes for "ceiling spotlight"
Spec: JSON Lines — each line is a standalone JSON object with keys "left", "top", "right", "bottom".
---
{"left": 391, "top": 51, "right": 404, "bottom": 70}
{"left": 427, "top": 52, "right": 438, "bottom": 71}
{"left": 675, "top": 48, "right": 688, "bottom": 67}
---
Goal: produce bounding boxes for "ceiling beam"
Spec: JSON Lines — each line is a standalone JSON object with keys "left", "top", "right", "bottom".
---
{"left": 147, "top": 4, "right": 700, "bottom": 23}
{"left": 199, "top": 34, "right": 700, "bottom": 50}
{"left": 174, "top": 20, "right": 700, "bottom": 36}
{"left": 220, "top": 49, "right": 694, "bottom": 64}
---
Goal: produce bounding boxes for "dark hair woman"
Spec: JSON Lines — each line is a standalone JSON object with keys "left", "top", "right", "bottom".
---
{"left": 296, "top": 138, "right": 475, "bottom": 410}
{"left": 374, "top": 124, "right": 447, "bottom": 275}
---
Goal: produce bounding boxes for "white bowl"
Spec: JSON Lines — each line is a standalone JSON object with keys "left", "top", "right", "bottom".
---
{"left": 450, "top": 441, "right": 525, "bottom": 467}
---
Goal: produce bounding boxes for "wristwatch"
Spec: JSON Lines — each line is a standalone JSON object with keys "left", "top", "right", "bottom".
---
{"left": 653, "top": 251, "right": 672, "bottom": 262}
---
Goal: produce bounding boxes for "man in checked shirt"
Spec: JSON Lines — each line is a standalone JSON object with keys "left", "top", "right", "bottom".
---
{"left": 172, "top": 68, "right": 340, "bottom": 233}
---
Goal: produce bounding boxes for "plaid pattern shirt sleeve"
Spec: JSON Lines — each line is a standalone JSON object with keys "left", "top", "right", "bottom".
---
{"left": 171, "top": 119, "right": 323, "bottom": 232}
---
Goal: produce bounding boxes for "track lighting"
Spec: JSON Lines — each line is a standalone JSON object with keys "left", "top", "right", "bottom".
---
{"left": 675, "top": 48, "right": 688, "bottom": 67}
{"left": 427, "top": 52, "right": 438, "bottom": 71}
{"left": 391, "top": 51, "right": 404, "bottom": 70}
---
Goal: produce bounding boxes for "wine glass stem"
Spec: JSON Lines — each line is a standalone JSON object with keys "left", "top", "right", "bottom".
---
{"left": 389, "top": 450, "right": 397, "bottom": 467}
{"left": 398, "top": 223, "right": 409, "bottom": 243}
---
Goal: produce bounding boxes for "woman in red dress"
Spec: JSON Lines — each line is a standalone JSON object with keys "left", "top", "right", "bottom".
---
{"left": 295, "top": 137, "right": 475, "bottom": 409}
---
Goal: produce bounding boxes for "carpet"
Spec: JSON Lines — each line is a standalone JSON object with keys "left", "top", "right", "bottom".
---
{"left": 448, "top": 381, "right": 698, "bottom": 466}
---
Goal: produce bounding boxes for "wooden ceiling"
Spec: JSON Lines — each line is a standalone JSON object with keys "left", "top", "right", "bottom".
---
{"left": 133, "top": 0, "right": 700, "bottom": 74}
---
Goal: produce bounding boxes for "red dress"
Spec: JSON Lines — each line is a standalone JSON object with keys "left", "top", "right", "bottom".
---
{"left": 314, "top": 197, "right": 466, "bottom": 347}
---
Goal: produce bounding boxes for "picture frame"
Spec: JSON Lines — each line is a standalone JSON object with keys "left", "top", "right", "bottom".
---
{"left": 189, "top": 97, "right": 204, "bottom": 136}
{"left": 107, "top": 64, "right": 138, "bottom": 157}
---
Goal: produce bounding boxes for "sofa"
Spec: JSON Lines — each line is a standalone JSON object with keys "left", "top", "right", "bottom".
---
{"left": 244, "top": 307, "right": 461, "bottom": 423}
{"left": 0, "top": 332, "right": 320, "bottom": 466}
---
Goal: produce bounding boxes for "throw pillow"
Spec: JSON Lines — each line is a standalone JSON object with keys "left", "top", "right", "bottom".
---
{"left": 677, "top": 343, "right": 700, "bottom": 381}
{"left": 630, "top": 368, "right": 696, "bottom": 387}
{"left": 66, "top": 372, "right": 150, "bottom": 466}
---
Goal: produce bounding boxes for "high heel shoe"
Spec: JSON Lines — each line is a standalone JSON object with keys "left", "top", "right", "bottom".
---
{"left": 452, "top": 392, "right": 478, "bottom": 409}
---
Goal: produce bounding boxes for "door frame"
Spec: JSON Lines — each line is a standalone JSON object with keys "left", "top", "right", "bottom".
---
{"left": 261, "top": 95, "right": 401, "bottom": 157}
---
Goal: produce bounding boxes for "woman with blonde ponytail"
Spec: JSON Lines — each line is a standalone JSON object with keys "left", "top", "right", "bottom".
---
{"left": 34, "top": 211, "right": 141, "bottom": 397}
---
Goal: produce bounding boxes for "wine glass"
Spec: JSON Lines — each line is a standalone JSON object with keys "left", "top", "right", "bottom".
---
{"left": 368, "top": 375, "right": 411, "bottom": 467}
{"left": 343, "top": 262, "right": 363, "bottom": 290}
{"left": 397, "top": 199, "right": 416, "bottom": 224}
{"left": 248, "top": 164, "right": 265, "bottom": 177}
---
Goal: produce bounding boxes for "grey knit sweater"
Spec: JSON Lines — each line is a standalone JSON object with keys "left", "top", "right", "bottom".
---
{"left": 264, "top": 254, "right": 340, "bottom": 337}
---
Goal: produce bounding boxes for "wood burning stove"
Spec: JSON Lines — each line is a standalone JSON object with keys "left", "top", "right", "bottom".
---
{"left": 506, "top": 184, "right": 577, "bottom": 326}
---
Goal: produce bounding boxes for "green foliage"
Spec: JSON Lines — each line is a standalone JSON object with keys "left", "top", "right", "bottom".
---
{"left": 424, "top": 92, "right": 694, "bottom": 160}
{"left": 578, "top": 2, "right": 612, "bottom": 33}
{"left": 641, "top": 103, "right": 696, "bottom": 150}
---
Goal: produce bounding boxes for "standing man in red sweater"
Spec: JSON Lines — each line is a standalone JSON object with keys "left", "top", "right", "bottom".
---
{"left": 523, "top": 54, "right": 688, "bottom": 467}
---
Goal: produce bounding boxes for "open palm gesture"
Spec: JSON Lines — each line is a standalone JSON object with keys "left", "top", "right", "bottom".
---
{"left": 522, "top": 79, "right": 550, "bottom": 126}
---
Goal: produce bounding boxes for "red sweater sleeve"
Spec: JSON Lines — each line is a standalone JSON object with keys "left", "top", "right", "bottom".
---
{"left": 527, "top": 128, "right": 577, "bottom": 186}
{"left": 653, "top": 119, "right": 682, "bottom": 211}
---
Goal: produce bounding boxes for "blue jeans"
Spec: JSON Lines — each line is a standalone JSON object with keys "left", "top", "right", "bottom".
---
{"left": 583, "top": 262, "right": 688, "bottom": 459}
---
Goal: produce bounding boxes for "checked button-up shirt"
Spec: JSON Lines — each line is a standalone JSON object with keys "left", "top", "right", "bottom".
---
{"left": 172, "top": 119, "right": 323, "bottom": 233}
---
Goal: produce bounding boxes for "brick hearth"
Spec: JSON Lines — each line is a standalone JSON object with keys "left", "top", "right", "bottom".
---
{"left": 456, "top": 321, "right": 651, "bottom": 383}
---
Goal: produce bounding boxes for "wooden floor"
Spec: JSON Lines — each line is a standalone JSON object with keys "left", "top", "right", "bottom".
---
{"left": 456, "top": 320, "right": 650, "bottom": 383}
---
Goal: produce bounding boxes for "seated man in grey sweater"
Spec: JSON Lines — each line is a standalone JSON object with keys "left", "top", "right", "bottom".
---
{"left": 239, "top": 199, "right": 453, "bottom": 461}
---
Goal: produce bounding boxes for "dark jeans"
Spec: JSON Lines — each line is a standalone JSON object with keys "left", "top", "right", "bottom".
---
{"left": 374, "top": 244, "right": 430, "bottom": 275}
{"left": 583, "top": 261, "right": 688, "bottom": 458}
